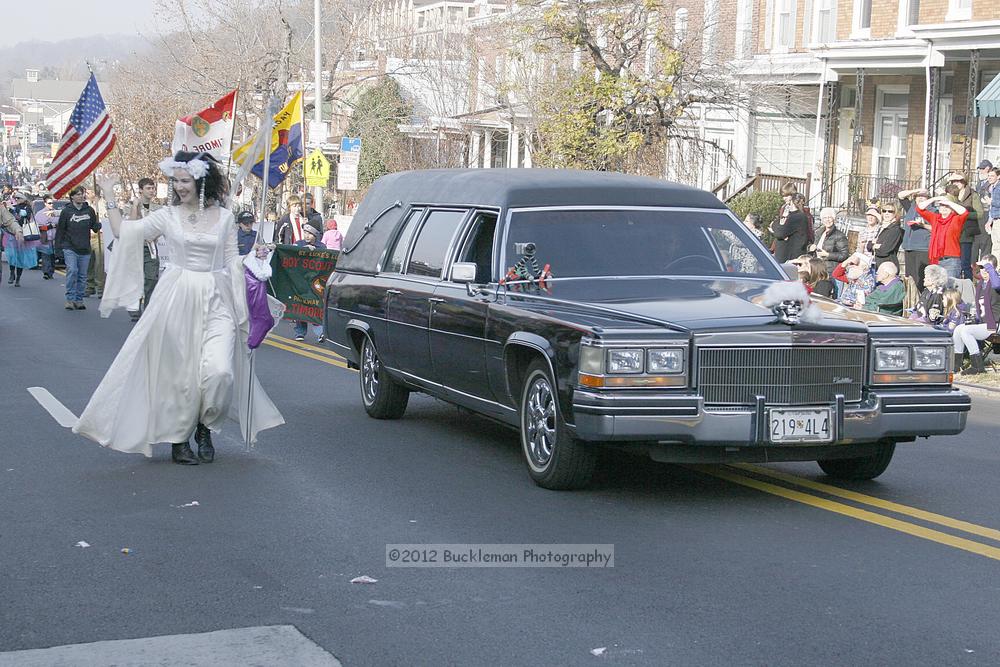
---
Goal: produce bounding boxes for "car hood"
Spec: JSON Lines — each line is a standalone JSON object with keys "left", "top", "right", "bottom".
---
{"left": 506, "top": 277, "right": 925, "bottom": 331}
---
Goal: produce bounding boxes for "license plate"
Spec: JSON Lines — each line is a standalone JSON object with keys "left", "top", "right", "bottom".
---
{"left": 768, "top": 408, "right": 832, "bottom": 444}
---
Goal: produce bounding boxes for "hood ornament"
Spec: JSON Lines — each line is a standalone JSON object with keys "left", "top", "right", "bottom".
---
{"left": 760, "top": 281, "right": 824, "bottom": 326}
{"left": 772, "top": 299, "right": 804, "bottom": 325}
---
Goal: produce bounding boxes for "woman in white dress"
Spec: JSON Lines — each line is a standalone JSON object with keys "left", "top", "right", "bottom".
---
{"left": 74, "top": 152, "right": 283, "bottom": 464}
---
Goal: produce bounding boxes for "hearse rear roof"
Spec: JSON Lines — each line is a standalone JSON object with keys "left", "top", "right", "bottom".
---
{"left": 336, "top": 168, "right": 727, "bottom": 273}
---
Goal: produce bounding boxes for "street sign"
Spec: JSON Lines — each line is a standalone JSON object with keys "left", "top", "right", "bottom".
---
{"left": 307, "top": 120, "right": 328, "bottom": 147}
{"left": 337, "top": 162, "right": 358, "bottom": 190}
{"left": 340, "top": 137, "right": 361, "bottom": 154}
{"left": 304, "top": 148, "right": 331, "bottom": 187}
{"left": 338, "top": 136, "right": 361, "bottom": 191}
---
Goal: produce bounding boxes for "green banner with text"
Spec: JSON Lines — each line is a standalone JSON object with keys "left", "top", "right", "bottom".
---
{"left": 268, "top": 245, "right": 339, "bottom": 325}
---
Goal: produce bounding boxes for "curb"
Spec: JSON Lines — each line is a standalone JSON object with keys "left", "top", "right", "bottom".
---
{"left": 953, "top": 381, "right": 1000, "bottom": 398}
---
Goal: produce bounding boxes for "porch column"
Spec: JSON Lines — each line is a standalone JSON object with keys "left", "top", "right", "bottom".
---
{"left": 812, "top": 62, "right": 828, "bottom": 204}
{"left": 469, "top": 131, "right": 481, "bottom": 168}
{"left": 849, "top": 68, "right": 865, "bottom": 209}
{"left": 483, "top": 130, "right": 493, "bottom": 168}
{"left": 821, "top": 81, "right": 840, "bottom": 207}
{"left": 963, "top": 49, "right": 980, "bottom": 174}
{"left": 508, "top": 129, "right": 520, "bottom": 168}
{"left": 924, "top": 64, "right": 941, "bottom": 188}
{"left": 523, "top": 133, "right": 533, "bottom": 168}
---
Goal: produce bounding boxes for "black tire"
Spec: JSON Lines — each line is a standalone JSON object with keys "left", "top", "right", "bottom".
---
{"left": 519, "top": 359, "right": 596, "bottom": 490}
{"left": 817, "top": 441, "right": 896, "bottom": 480}
{"left": 359, "top": 335, "right": 409, "bottom": 419}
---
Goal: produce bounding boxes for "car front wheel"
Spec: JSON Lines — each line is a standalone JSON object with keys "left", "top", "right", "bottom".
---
{"left": 817, "top": 440, "right": 896, "bottom": 480}
{"left": 360, "top": 335, "right": 409, "bottom": 419}
{"left": 519, "top": 360, "right": 596, "bottom": 490}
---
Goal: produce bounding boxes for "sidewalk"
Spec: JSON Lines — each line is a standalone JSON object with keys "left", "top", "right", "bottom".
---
{"left": 953, "top": 369, "right": 1000, "bottom": 397}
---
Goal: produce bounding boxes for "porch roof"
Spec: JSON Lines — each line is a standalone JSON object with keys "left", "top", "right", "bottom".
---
{"left": 976, "top": 72, "right": 1000, "bottom": 117}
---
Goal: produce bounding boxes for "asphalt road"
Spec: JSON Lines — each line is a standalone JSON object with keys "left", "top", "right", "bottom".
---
{"left": 2, "top": 267, "right": 1000, "bottom": 666}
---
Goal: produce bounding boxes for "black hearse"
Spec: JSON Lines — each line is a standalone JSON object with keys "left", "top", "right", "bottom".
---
{"left": 323, "top": 169, "right": 969, "bottom": 490}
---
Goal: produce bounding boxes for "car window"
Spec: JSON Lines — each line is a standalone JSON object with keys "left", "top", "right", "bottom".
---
{"left": 453, "top": 212, "right": 497, "bottom": 283}
{"left": 504, "top": 209, "right": 779, "bottom": 279}
{"left": 406, "top": 209, "right": 468, "bottom": 278}
{"left": 384, "top": 208, "right": 424, "bottom": 273}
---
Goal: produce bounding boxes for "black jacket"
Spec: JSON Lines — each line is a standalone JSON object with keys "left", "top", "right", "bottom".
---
{"left": 815, "top": 227, "right": 849, "bottom": 274}
{"left": 772, "top": 211, "right": 809, "bottom": 263}
{"left": 54, "top": 203, "right": 100, "bottom": 254}
{"left": 873, "top": 222, "right": 904, "bottom": 268}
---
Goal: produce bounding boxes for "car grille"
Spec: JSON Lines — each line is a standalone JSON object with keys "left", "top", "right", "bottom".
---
{"left": 697, "top": 346, "right": 865, "bottom": 406}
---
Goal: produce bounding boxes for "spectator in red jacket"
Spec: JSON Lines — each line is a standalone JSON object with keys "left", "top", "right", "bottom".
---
{"left": 917, "top": 194, "right": 968, "bottom": 279}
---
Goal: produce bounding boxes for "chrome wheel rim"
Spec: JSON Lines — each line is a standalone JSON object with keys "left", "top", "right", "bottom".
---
{"left": 361, "top": 339, "right": 380, "bottom": 405}
{"left": 524, "top": 375, "right": 556, "bottom": 468}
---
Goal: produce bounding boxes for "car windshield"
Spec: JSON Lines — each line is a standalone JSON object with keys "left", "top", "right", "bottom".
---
{"left": 504, "top": 208, "right": 781, "bottom": 280}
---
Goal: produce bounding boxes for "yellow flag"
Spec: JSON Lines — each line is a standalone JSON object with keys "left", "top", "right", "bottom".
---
{"left": 232, "top": 92, "right": 304, "bottom": 188}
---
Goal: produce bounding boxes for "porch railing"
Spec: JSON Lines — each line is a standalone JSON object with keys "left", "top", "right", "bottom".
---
{"left": 810, "top": 174, "right": 920, "bottom": 214}
{"left": 722, "top": 167, "right": 811, "bottom": 203}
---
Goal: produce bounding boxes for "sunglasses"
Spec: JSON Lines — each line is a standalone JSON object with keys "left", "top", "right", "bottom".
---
{"left": 880, "top": 209, "right": 895, "bottom": 213}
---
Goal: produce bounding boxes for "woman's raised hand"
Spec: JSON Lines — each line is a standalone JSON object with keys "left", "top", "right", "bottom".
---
{"left": 96, "top": 173, "right": 121, "bottom": 199}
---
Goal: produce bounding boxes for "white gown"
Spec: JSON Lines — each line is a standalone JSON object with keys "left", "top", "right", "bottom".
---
{"left": 73, "top": 206, "right": 284, "bottom": 456}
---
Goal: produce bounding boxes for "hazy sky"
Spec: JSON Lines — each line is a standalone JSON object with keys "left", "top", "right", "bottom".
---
{"left": 0, "top": 0, "right": 161, "bottom": 47}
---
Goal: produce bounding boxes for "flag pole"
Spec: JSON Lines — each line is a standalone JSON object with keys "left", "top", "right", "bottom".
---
{"left": 225, "top": 87, "right": 239, "bottom": 181}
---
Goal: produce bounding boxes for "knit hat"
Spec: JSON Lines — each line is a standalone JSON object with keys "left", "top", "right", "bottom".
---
{"left": 302, "top": 224, "right": 320, "bottom": 238}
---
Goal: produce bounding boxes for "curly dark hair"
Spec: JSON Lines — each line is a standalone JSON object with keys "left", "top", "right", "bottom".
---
{"left": 168, "top": 151, "right": 229, "bottom": 206}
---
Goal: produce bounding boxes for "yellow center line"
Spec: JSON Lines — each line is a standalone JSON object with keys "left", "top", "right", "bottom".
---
{"left": 262, "top": 338, "right": 355, "bottom": 371}
{"left": 269, "top": 333, "right": 348, "bottom": 362}
{"left": 692, "top": 465, "right": 1000, "bottom": 562}
{"left": 732, "top": 463, "right": 1000, "bottom": 544}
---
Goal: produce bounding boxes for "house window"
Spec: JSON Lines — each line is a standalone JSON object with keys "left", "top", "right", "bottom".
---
{"left": 947, "top": 0, "right": 972, "bottom": 21}
{"left": 753, "top": 114, "right": 815, "bottom": 175}
{"left": 908, "top": 0, "right": 920, "bottom": 24}
{"left": 775, "top": 0, "right": 796, "bottom": 50}
{"left": 703, "top": 0, "right": 720, "bottom": 62}
{"left": 852, "top": 0, "right": 872, "bottom": 36}
{"left": 814, "top": 0, "right": 837, "bottom": 43}
{"left": 674, "top": 8, "right": 689, "bottom": 47}
{"left": 736, "top": 0, "right": 754, "bottom": 58}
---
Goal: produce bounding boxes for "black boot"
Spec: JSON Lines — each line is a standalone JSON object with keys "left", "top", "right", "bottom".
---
{"left": 964, "top": 353, "right": 986, "bottom": 375}
{"left": 171, "top": 442, "right": 199, "bottom": 465}
{"left": 954, "top": 353, "right": 965, "bottom": 373}
{"left": 194, "top": 423, "right": 215, "bottom": 463}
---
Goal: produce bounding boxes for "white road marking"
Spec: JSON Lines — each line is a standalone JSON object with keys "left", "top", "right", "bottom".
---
{"left": 26, "top": 387, "right": 78, "bottom": 428}
{"left": 0, "top": 625, "right": 342, "bottom": 666}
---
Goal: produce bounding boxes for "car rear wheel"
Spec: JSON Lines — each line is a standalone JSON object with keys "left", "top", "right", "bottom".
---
{"left": 817, "top": 440, "right": 896, "bottom": 480}
{"left": 360, "top": 335, "right": 409, "bottom": 419}
{"left": 519, "top": 360, "right": 596, "bottom": 490}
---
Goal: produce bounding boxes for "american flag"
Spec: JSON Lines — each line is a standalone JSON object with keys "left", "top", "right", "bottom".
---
{"left": 46, "top": 74, "right": 117, "bottom": 199}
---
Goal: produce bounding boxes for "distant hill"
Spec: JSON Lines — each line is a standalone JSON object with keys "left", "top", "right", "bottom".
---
{"left": 0, "top": 34, "right": 151, "bottom": 104}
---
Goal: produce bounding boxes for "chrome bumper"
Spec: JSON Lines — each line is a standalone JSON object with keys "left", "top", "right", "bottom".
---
{"left": 570, "top": 388, "right": 970, "bottom": 443}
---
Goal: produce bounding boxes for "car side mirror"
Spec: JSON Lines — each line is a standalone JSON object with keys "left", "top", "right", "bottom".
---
{"left": 451, "top": 262, "right": 477, "bottom": 284}
{"left": 780, "top": 262, "right": 800, "bottom": 280}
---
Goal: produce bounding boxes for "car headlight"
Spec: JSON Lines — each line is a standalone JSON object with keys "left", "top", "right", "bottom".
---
{"left": 875, "top": 347, "right": 909, "bottom": 371}
{"left": 579, "top": 345, "right": 604, "bottom": 374}
{"left": 647, "top": 348, "right": 684, "bottom": 374}
{"left": 913, "top": 346, "right": 947, "bottom": 371}
{"left": 607, "top": 349, "right": 643, "bottom": 374}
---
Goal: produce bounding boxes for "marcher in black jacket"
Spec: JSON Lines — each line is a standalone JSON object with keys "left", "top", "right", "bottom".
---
{"left": 53, "top": 186, "right": 101, "bottom": 309}
{"left": 771, "top": 197, "right": 809, "bottom": 263}
{"left": 872, "top": 204, "right": 904, "bottom": 269}
{"left": 810, "top": 207, "right": 850, "bottom": 274}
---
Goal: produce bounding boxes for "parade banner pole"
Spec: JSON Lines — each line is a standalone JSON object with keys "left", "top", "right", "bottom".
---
{"left": 246, "top": 96, "right": 278, "bottom": 450}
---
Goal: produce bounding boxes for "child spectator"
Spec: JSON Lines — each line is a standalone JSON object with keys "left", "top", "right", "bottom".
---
{"left": 951, "top": 254, "right": 1000, "bottom": 374}
{"left": 321, "top": 220, "right": 343, "bottom": 250}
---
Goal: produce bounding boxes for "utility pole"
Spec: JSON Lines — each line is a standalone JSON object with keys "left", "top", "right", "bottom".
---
{"left": 313, "top": 0, "right": 324, "bottom": 215}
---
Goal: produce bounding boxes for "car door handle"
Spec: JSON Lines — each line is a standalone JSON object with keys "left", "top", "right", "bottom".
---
{"left": 386, "top": 289, "right": 401, "bottom": 295}
{"left": 428, "top": 297, "right": 445, "bottom": 303}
